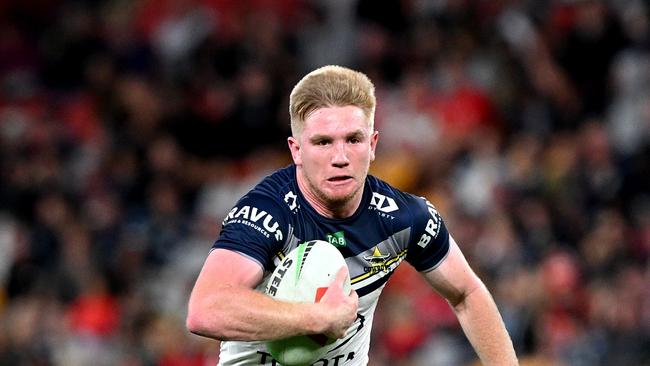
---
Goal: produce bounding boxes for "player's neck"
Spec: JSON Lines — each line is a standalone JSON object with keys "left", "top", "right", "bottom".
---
{"left": 296, "top": 170, "right": 362, "bottom": 219}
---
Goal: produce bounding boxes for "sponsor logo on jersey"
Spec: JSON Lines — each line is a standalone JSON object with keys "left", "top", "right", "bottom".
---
{"left": 370, "top": 192, "right": 399, "bottom": 213}
{"left": 416, "top": 198, "right": 442, "bottom": 248}
{"left": 223, "top": 205, "right": 283, "bottom": 241}
{"left": 256, "top": 350, "right": 356, "bottom": 365}
{"left": 256, "top": 313, "right": 365, "bottom": 365}
{"left": 326, "top": 231, "right": 347, "bottom": 247}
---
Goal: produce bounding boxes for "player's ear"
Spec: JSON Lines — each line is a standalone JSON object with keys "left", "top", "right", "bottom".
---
{"left": 369, "top": 130, "right": 379, "bottom": 162}
{"left": 288, "top": 136, "right": 302, "bottom": 165}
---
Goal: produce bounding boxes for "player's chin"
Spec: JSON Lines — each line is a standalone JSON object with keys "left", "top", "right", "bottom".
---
{"left": 323, "top": 185, "right": 359, "bottom": 204}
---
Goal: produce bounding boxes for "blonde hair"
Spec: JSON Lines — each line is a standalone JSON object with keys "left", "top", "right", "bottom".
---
{"left": 289, "top": 65, "right": 376, "bottom": 136}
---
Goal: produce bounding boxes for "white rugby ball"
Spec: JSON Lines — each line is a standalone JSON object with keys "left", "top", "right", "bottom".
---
{"left": 264, "top": 240, "right": 351, "bottom": 366}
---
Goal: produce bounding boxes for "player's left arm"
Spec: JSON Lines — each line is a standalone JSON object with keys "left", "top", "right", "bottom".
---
{"left": 422, "top": 235, "right": 519, "bottom": 366}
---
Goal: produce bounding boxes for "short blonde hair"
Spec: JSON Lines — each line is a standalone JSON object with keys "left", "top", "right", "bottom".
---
{"left": 289, "top": 65, "right": 376, "bottom": 136}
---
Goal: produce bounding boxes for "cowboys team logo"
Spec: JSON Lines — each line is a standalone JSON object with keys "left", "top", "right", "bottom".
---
{"left": 363, "top": 246, "right": 391, "bottom": 274}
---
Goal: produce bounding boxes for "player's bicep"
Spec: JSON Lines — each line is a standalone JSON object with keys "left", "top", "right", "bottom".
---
{"left": 203, "top": 249, "right": 264, "bottom": 286}
{"left": 421, "top": 236, "right": 484, "bottom": 307}
{"left": 189, "top": 249, "right": 264, "bottom": 307}
{"left": 187, "top": 249, "right": 266, "bottom": 336}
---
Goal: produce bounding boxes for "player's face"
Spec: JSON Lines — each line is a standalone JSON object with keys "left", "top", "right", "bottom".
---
{"left": 288, "top": 106, "right": 378, "bottom": 214}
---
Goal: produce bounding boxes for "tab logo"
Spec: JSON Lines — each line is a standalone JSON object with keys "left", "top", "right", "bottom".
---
{"left": 326, "top": 231, "right": 347, "bottom": 247}
{"left": 370, "top": 192, "right": 398, "bottom": 213}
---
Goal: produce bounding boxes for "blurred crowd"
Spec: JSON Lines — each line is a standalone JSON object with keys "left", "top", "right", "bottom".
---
{"left": 0, "top": 0, "right": 648, "bottom": 365}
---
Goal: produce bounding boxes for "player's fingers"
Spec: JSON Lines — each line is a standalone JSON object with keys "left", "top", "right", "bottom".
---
{"left": 331, "top": 266, "right": 349, "bottom": 288}
{"left": 348, "top": 288, "right": 359, "bottom": 301}
{"left": 342, "top": 315, "right": 359, "bottom": 338}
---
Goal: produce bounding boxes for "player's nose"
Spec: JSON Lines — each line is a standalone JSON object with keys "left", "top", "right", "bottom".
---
{"left": 331, "top": 142, "right": 350, "bottom": 167}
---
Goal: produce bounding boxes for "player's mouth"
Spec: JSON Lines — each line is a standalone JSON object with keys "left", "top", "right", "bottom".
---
{"left": 327, "top": 175, "right": 353, "bottom": 183}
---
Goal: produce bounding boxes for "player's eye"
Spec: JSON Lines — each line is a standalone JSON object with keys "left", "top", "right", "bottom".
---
{"left": 348, "top": 134, "right": 364, "bottom": 144}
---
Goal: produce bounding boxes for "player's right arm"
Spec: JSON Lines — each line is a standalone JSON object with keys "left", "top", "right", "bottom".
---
{"left": 186, "top": 248, "right": 358, "bottom": 341}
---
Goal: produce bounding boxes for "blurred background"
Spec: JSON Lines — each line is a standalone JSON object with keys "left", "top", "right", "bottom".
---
{"left": 0, "top": 0, "right": 648, "bottom": 365}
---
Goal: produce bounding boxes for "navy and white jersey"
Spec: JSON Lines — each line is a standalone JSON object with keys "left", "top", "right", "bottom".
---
{"left": 213, "top": 165, "right": 450, "bottom": 366}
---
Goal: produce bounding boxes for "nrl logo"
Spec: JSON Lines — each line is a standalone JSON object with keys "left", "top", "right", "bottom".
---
{"left": 284, "top": 191, "right": 298, "bottom": 211}
{"left": 363, "top": 246, "right": 391, "bottom": 274}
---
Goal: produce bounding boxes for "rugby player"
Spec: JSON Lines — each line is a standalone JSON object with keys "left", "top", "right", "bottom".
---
{"left": 187, "top": 65, "right": 518, "bottom": 366}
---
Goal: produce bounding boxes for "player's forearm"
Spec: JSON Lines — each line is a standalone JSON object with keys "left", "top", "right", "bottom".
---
{"left": 187, "top": 284, "right": 325, "bottom": 341}
{"left": 452, "top": 284, "right": 519, "bottom": 366}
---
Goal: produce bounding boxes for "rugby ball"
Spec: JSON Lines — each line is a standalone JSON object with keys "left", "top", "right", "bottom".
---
{"left": 264, "top": 240, "right": 351, "bottom": 366}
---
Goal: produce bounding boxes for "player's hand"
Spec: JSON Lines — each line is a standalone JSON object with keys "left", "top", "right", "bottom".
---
{"left": 318, "top": 266, "right": 358, "bottom": 339}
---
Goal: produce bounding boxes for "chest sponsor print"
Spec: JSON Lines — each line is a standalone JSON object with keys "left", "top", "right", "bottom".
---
{"left": 223, "top": 205, "right": 284, "bottom": 241}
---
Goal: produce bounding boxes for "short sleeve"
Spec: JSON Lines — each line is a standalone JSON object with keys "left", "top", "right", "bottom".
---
{"left": 405, "top": 197, "right": 450, "bottom": 272}
{"left": 212, "top": 193, "right": 288, "bottom": 271}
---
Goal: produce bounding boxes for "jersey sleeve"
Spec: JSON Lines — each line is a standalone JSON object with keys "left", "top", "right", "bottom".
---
{"left": 212, "top": 192, "right": 288, "bottom": 271}
{"left": 405, "top": 196, "right": 451, "bottom": 272}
